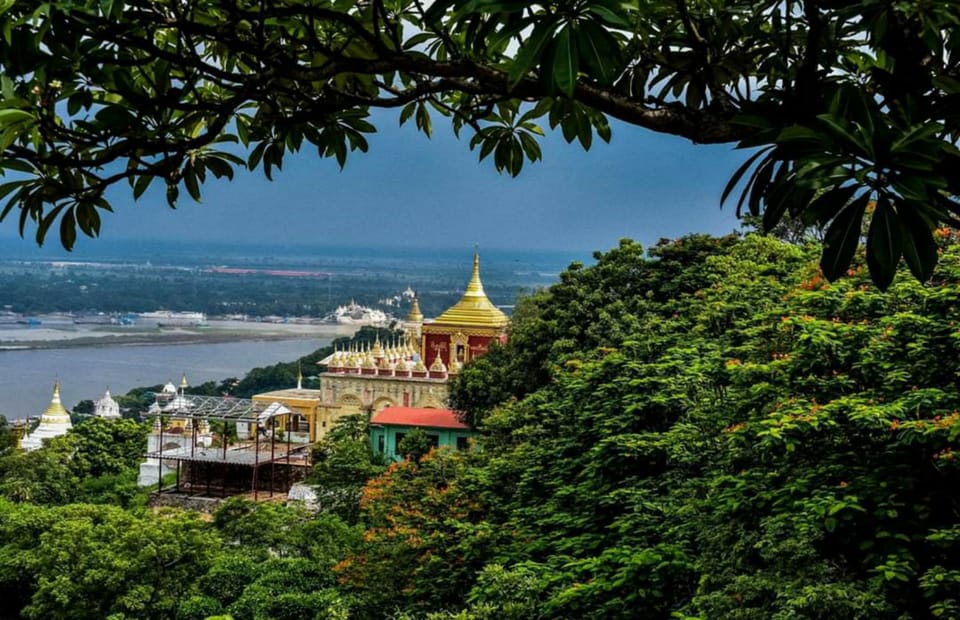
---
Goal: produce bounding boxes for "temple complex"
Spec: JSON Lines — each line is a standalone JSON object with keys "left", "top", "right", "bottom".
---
{"left": 140, "top": 252, "right": 508, "bottom": 501}
{"left": 254, "top": 251, "right": 508, "bottom": 443}
{"left": 21, "top": 382, "right": 72, "bottom": 451}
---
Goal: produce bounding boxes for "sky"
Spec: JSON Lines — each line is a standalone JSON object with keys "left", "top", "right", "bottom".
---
{"left": 0, "top": 111, "right": 749, "bottom": 258}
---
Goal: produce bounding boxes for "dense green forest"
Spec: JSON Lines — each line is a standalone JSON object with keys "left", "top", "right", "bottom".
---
{"left": 2, "top": 233, "right": 960, "bottom": 619}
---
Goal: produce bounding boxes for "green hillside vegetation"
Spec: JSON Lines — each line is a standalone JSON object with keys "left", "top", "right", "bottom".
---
{"left": 2, "top": 233, "right": 960, "bottom": 619}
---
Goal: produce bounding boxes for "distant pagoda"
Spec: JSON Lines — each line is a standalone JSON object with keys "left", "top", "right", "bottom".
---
{"left": 21, "top": 381, "right": 72, "bottom": 451}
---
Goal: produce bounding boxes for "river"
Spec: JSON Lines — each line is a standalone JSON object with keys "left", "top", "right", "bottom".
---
{"left": 0, "top": 338, "right": 333, "bottom": 420}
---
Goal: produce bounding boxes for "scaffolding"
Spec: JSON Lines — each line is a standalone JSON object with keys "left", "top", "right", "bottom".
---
{"left": 143, "top": 395, "right": 311, "bottom": 500}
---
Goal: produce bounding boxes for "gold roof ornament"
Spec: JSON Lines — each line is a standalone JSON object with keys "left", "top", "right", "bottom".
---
{"left": 431, "top": 251, "right": 509, "bottom": 328}
{"left": 429, "top": 353, "right": 448, "bottom": 373}
{"left": 12, "top": 419, "right": 28, "bottom": 450}
{"left": 297, "top": 363, "right": 303, "bottom": 390}
{"left": 180, "top": 373, "right": 189, "bottom": 389}
{"left": 413, "top": 357, "right": 428, "bottom": 373}
{"left": 406, "top": 296, "right": 424, "bottom": 323}
{"left": 372, "top": 336, "right": 384, "bottom": 358}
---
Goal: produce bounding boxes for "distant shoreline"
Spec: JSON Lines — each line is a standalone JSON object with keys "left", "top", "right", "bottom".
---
{"left": 0, "top": 321, "right": 360, "bottom": 352}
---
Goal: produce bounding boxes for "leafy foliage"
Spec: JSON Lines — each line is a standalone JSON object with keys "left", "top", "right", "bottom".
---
{"left": 309, "top": 414, "right": 387, "bottom": 522}
{"left": 0, "top": 1, "right": 957, "bottom": 287}
{"left": 8, "top": 234, "right": 960, "bottom": 617}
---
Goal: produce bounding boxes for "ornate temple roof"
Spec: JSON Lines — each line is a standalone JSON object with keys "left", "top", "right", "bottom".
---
{"left": 430, "top": 253, "right": 508, "bottom": 329}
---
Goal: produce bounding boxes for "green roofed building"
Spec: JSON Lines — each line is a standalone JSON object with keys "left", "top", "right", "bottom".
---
{"left": 369, "top": 406, "right": 474, "bottom": 461}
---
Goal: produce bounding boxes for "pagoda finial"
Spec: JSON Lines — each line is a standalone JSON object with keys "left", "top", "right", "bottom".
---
{"left": 465, "top": 247, "right": 484, "bottom": 296}
{"left": 297, "top": 362, "right": 303, "bottom": 390}
{"left": 430, "top": 352, "right": 447, "bottom": 373}
{"left": 180, "top": 373, "right": 189, "bottom": 389}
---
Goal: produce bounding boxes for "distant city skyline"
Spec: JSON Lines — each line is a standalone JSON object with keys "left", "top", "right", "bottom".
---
{"left": 0, "top": 113, "right": 747, "bottom": 258}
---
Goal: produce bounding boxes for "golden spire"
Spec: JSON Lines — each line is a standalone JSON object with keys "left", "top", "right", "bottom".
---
{"left": 466, "top": 249, "right": 484, "bottom": 296}
{"left": 41, "top": 380, "right": 70, "bottom": 421}
{"left": 180, "top": 373, "right": 189, "bottom": 389}
{"left": 406, "top": 295, "right": 423, "bottom": 323}
{"left": 429, "top": 353, "right": 447, "bottom": 373}
{"left": 431, "top": 250, "right": 509, "bottom": 328}
{"left": 362, "top": 346, "right": 377, "bottom": 369}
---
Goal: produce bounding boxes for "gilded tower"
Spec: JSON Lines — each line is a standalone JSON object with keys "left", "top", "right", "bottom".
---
{"left": 420, "top": 251, "right": 508, "bottom": 371}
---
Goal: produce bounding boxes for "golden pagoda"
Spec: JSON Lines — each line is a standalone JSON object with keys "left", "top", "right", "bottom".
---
{"left": 431, "top": 252, "right": 508, "bottom": 328}
{"left": 21, "top": 381, "right": 73, "bottom": 451}
{"left": 420, "top": 251, "right": 509, "bottom": 368}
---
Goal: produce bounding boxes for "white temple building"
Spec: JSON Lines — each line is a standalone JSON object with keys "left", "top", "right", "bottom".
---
{"left": 22, "top": 382, "right": 72, "bottom": 451}
{"left": 94, "top": 388, "right": 121, "bottom": 418}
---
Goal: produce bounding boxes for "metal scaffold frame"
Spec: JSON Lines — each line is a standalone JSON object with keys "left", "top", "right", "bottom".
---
{"left": 143, "top": 395, "right": 310, "bottom": 500}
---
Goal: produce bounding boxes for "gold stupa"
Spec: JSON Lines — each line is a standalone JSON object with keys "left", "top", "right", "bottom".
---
{"left": 430, "top": 252, "right": 508, "bottom": 328}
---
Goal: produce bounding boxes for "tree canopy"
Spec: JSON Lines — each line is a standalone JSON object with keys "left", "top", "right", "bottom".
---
{"left": 0, "top": 0, "right": 957, "bottom": 287}
{"left": 2, "top": 233, "right": 960, "bottom": 617}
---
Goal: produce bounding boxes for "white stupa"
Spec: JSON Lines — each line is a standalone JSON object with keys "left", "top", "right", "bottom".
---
{"left": 22, "top": 381, "right": 73, "bottom": 451}
{"left": 94, "top": 388, "right": 121, "bottom": 419}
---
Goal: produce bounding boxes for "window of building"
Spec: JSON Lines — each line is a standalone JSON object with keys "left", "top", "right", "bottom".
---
{"left": 427, "top": 434, "right": 440, "bottom": 447}
{"left": 456, "top": 436, "right": 469, "bottom": 450}
{"left": 378, "top": 435, "right": 384, "bottom": 453}
{"left": 394, "top": 432, "right": 405, "bottom": 453}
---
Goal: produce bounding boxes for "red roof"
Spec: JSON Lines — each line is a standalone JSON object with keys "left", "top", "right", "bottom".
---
{"left": 369, "top": 407, "right": 470, "bottom": 430}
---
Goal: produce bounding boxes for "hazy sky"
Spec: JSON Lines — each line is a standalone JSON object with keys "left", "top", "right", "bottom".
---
{"left": 0, "top": 112, "right": 748, "bottom": 257}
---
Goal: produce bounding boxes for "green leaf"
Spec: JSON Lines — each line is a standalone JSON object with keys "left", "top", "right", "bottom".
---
{"left": 897, "top": 201, "right": 938, "bottom": 282}
{"left": 422, "top": 0, "right": 456, "bottom": 23}
{"left": 0, "top": 109, "right": 33, "bottom": 126}
{"left": 183, "top": 170, "right": 202, "bottom": 202}
{"left": 816, "top": 113, "right": 869, "bottom": 158}
{"left": 575, "top": 21, "right": 621, "bottom": 86}
{"left": 59, "top": 207, "right": 77, "bottom": 251}
{"left": 132, "top": 174, "right": 152, "bottom": 200}
{"left": 803, "top": 185, "right": 858, "bottom": 226}
{"left": 550, "top": 26, "right": 579, "bottom": 98}
{"left": 821, "top": 193, "right": 869, "bottom": 281}
{"left": 508, "top": 21, "right": 557, "bottom": 87}
{"left": 866, "top": 196, "right": 902, "bottom": 290}
{"left": 95, "top": 105, "right": 135, "bottom": 130}
{"left": 462, "top": 0, "right": 528, "bottom": 14}
{"left": 721, "top": 147, "right": 773, "bottom": 207}
{"left": 586, "top": 2, "right": 632, "bottom": 29}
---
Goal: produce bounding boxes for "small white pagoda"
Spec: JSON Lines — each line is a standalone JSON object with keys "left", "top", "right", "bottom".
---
{"left": 22, "top": 381, "right": 72, "bottom": 451}
{"left": 94, "top": 388, "right": 121, "bottom": 419}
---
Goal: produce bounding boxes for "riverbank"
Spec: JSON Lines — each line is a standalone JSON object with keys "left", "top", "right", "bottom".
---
{"left": 0, "top": 320, "right": 360, "bottom": 351}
